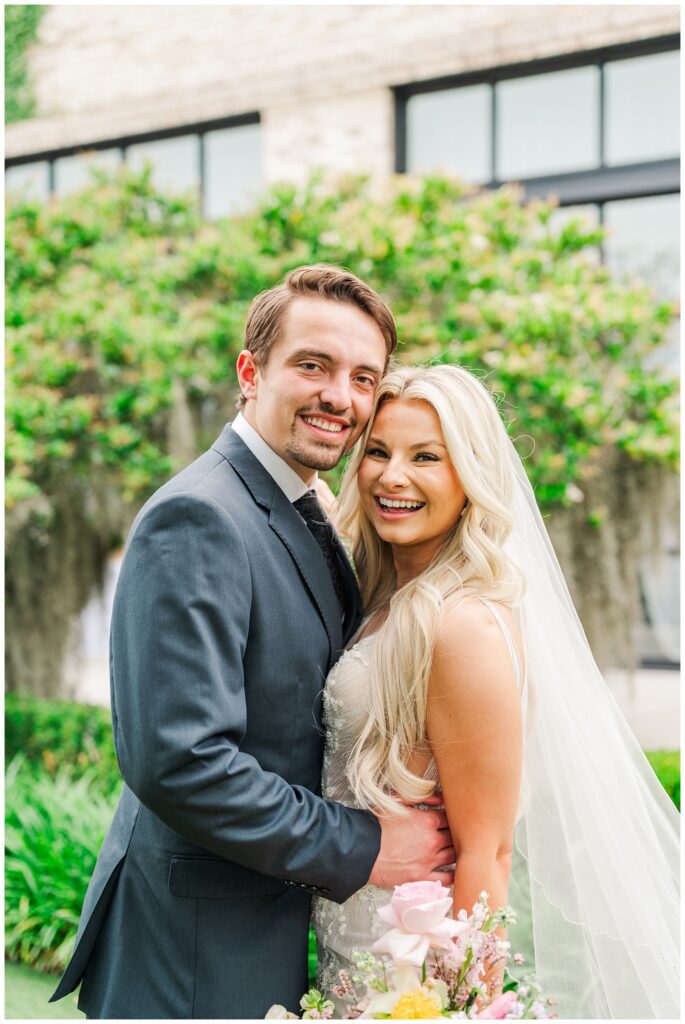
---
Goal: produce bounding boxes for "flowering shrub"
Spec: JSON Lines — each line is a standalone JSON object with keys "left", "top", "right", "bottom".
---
{"left": 7, "top": 170, "right": 677, "bottom": 694}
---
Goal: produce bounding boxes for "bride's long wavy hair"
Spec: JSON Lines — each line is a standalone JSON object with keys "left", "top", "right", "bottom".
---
{"left": 336, "top": 364, "right": 525, "bottom": 816}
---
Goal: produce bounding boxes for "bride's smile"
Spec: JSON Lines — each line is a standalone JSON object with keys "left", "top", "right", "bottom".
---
{"left": 357, "top": 397, "right": 467, "bottom": 576}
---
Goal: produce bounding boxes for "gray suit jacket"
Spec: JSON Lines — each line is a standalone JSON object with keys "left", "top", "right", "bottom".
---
{"left": 50, "top": 427, "right": 381, "bottom": 1019}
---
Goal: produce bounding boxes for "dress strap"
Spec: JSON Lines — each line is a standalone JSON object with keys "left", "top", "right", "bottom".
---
{"left": 478, "top": 598, "right": 523, "bottom": 692}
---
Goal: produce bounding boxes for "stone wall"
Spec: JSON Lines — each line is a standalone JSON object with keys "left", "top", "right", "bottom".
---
{"left": 6, "top": 4, "right": 679, "bottom": 184}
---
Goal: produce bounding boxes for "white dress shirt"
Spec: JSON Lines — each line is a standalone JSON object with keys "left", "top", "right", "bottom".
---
{"left": 230, "top": 412, "right": 316, "bottom": 502}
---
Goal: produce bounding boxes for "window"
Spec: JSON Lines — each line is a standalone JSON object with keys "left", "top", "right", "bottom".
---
{"left": 53, "top": 148, "right": 122, "bottom": 197}
{"left": 406, "top": 85, "right": 491, "bottom": 183}
{"left": 5, "top": 160, "right": 50, "bottom": 201}
{"left": 604, "top": 193, "right": 680, "bottom": 303}
{"left": 204, "top": 121, "right": 262, "bottom": 219}
{"left": 127, "top": 135, "right": 199, "bottom": 197}
{"left": 496, "top": 65, "right": 599, "bottom": 178}
{"left": 396, "top": 37, "right": 679, "bottom": 201}
{"left": 5, "top": 115, "right": 261, "bottom": 220}
{"left": 605, "top": 49, "right": 679, "bottom": 166}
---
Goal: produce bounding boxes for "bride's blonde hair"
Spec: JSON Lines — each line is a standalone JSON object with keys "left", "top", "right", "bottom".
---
{"left": 336, "top": 364, "right": 524, "bottom": 816}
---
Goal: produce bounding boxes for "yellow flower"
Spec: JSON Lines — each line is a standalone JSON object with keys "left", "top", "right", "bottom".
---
{"left": 390, "top": 989, "right": 442, "bottom": 1019}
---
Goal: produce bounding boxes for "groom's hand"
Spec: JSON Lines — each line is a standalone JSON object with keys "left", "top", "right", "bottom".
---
{"left": 367, "top": 795, "right": 455, "bottom": 889}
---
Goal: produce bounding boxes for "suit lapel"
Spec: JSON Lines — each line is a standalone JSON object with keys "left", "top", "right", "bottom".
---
{"left": 212, "top": 427, "right": 343, "bottom": 660}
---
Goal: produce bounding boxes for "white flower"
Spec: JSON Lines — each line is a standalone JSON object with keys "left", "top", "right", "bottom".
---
{"left": 265, "top": 1005, "right": 299, "bottom": 1019}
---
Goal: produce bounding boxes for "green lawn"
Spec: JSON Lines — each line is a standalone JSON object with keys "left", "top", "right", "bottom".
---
{"left": 4, "top": 962, "right": 83, "bottom": 1020}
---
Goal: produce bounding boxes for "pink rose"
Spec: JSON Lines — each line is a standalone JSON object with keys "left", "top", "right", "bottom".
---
{"left": 372, "top": 881, "right": 469, "bottom": 967}
{"left": 477, "top": 991, "right": 518, "bottom": 1019}
{"left": 380, "top": 881, "right": 452, "bottom": 932}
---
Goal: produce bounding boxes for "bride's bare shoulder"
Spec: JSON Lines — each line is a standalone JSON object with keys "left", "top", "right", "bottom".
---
{"left": 431, "top": 596, "right": 522, "bottom": 693}
{"left": 438, "top": 595, "right": 519, "bottom": 642}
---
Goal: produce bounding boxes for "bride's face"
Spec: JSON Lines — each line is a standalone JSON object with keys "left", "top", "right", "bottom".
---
{"left": 357, "top": 398, "right": 466, "bottom": 560}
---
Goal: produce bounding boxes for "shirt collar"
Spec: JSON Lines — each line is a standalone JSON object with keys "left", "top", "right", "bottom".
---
{"left": 231, "top": 411, "right": 315, "bottom": 503}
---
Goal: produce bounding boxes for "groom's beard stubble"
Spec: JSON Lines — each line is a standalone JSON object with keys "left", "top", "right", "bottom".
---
{"left": 286, "top": 405, "right": 358, "bottom": 472}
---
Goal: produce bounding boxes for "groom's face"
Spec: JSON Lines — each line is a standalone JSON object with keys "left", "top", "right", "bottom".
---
{"left": 238, "top": 297, "right": 387, "bottom": 482}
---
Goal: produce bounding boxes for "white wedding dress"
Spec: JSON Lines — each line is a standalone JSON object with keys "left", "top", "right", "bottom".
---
{"left": 311, "top": 599, "right": 525, "bottom": 1014}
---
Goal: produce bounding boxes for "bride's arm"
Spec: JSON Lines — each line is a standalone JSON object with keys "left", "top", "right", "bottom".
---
{"left": 426, "top": 599, "right": 523, "bottom": 993}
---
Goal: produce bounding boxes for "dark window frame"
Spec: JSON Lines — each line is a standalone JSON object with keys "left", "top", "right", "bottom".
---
{"left": 394, "top": 34, "right": 680, "bottom": 204}
{"left": 5, "top": 112, "right": 261, "bottom": 218}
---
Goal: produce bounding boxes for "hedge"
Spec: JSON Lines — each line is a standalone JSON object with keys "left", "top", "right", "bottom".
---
{"left": 5, "top": 692, "right": 121, "bottom": 797}
{"left": 6, "top": 693, "right": 680, "bottom": 809}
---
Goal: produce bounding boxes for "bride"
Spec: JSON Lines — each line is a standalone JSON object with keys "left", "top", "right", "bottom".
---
{"left": 311, "top": 364, "right": 679, "bottom": 1020}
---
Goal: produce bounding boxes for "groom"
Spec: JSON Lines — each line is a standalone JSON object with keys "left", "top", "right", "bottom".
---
{"left": 51, "top": 265, "right": 455, "bottom": 1018}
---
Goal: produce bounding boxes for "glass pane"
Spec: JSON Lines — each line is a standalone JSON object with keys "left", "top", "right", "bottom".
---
{"left": 497, "top": 66, "right": 600, "bottom": 179}
{"left": 639, "top": 541, "right": 679, "bottom": 664}
{"left": 605, "top": 50, "right": 680, "bottom": 166}
{"left": 406, "top": 85, "right": 491, "bottom": 183}
{"left": 5, "top": 161, "right": 50, "bottom": 201}
{"left": 126, "top": 135, "right": 199, "bottom": 196}
{"left": 54, "top": 148, "right": 121, "bottom": 197}
{"left": 604, "top": 193, "right": 680, "bottom": 302}
{"left": 204, "top": 122, "right": 261, "bottom": 219}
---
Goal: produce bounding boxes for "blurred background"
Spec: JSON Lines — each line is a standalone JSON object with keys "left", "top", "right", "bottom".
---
{"left": 5, "top": 4, "right": 680, "bottom": 1018}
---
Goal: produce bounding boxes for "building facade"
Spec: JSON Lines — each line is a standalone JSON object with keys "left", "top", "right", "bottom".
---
{"left": 5, "top": 4, "right": 680, "bottom": 690}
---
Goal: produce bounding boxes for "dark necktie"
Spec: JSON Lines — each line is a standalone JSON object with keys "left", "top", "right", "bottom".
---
{"left": 293, "top": 490, "right": 346, "bottom": 612}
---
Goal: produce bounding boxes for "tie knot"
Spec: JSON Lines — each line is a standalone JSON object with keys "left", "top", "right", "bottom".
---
{"left": 293, "top": 491, "right": 328, "bottom": 527}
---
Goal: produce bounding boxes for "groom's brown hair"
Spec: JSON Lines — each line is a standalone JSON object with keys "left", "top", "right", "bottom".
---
{"left": 240, "top": 264, "right": 397, "bottom": 400}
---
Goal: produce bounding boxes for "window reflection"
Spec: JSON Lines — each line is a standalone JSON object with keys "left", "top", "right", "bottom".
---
{"left": 204, "top": 122, "right": 261, "bottom": 219}
{"left": 5, "top": 161, "right": 50, "bottom": 201}
{"left": 605, "top": 50, "right": 680, "bottom": 166}
{"left": 604, "top": 194, "right": 680, "bottom": 303}
{"left": 496, "top": 66, "right": 600, "bottom": 179}
{"left": 126, "top": 135, "right": 199, "bottom": 196}
{"left": 406, "top": 85, "right": 491, "bottom": 183}
{"left": 54, "top": 148, "right": 121, "bottom": 197}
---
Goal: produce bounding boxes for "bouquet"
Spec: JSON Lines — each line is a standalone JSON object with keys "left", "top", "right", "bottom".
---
{"left": 267, "top": 882, "right": 553, "bottom": 1019}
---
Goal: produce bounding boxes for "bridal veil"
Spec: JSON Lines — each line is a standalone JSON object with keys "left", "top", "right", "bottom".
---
{"left": 503, "top": 434, "right": 679, "bottom": 1018}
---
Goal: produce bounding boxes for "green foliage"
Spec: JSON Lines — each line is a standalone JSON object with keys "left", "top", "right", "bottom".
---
{"left": 5, "top": 692, "right": 121, "bottom": 797}
{"left": 645, "top": 750, "right": 680, "bottom": 810}
{"left": 7, "top": 170, "right": 208, "bottom": 506}
{"left": 5, "top": 755, "right": 118, "bottom": 972}
{"left": 6, "top": 170, "right": 678, "bottom": 521}
{"left": 5, "top": 5, "right": 44, "bottom": 123}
